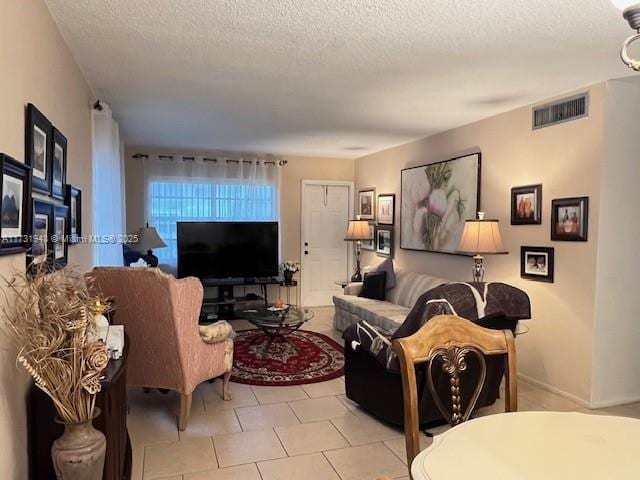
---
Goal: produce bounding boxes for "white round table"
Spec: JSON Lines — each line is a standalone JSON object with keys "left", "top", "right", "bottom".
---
{"left": 411, "top": 411, "right": 640, "bottom": 480}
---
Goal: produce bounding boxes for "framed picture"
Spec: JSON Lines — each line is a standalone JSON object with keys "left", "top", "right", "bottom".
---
{"left": 0, "top": 154, "right": 31, "bottom": 255}
{"left": 521, "top": 246, "right": 554, "bottom": 283}
{"left": 358, "top": 188, "right": 376, "bottom": 220}
{"left": 53, "top": 205, "right": 69, "bottom": 267}
{"left": 511, "top": 184, "right": 542, "bottom": 225}
{"left": 375, "top": 226, "right": 393, "bottom": 257}
{"left": 65, "top": 185, "right": 82, "bottom": 243}
{"left": 551, "top": 197, "right": 589, "bottom": 241}
{"left": 28, "top": 199, "right": 54, "bottom": 271}
{"left": 377, "top": 194, "right": 395, "bottom": 225}
{"left": 361, "top": 222, "right": 375, "bottom": 251}
{"left": 400, "top": 153, "right": 481, "bottom": 254}
{"left": 51, "top": 128, "right": 67, "bottom": 199}
{"left": 25, "top": 103, "right": 53, "bottom": 194}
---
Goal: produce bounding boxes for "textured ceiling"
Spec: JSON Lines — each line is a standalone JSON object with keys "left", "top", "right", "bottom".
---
{"left": 45, "top": 0, "right": 634, "bottom": 158}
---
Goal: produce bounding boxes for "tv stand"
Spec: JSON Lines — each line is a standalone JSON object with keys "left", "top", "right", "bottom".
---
{"left": 200, "top": 277, "right": 281, "bottom": 321}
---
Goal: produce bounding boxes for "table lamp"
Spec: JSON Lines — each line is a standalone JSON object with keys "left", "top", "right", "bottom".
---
{"left": 457, "top": 212, "right": 508, "bottom": 282}
{"left": 344, "top": 218, "right": 373, "bottom": 282}
{"left": 136, "top": 223, "right": 167, "bottom": 267}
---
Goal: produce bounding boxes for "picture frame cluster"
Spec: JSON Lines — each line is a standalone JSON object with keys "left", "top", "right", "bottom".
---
{"left": 0, "top": 103, "right": 82, "bottom": 269}
{"left": 357, "top": 189, "right": 396, "bottom": 258}
{"left": 511, "top": 183, "right": 589, "bottom": 283}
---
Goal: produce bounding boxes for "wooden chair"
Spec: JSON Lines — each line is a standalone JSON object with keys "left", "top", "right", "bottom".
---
{"left": 391, "top": 314, "right": 518, "bottom": 472}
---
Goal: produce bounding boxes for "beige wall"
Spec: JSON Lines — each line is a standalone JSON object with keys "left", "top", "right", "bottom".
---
{"left": 123, "top": 146, "right": 355, "bottom": 263}
{"left": 0, "top": 0, "right": 94, "bottom": 478}
{"left": 355, "top": 84, "right": 606, "bottom": 404}
{"left": 592, "top": 79, "right": 640, "bottom": 407}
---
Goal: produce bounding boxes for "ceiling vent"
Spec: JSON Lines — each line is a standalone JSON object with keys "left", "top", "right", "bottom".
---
{"left": 532, "top": 93, "right": 589, "bottom": 130}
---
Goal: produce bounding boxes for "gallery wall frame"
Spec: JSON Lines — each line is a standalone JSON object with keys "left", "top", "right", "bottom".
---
{"left": 358, "top": 188, "right": 376, "bottom": 220}
{"left": 51, "top": 128, "right": 67, "bottom": 200}
{"left": 377, "top": 193, "right": 395, "bottom": 226}
{"left": 25, "top": 103, "right": 53, "bottom": 195}
{"left": 65, "top": 185, "right": 81, "bottom": 244}
{"left": 0, "top": 154, "right": 32, "bottom": 255}
{"left": 400, "top": 152, "right": 481, "bottom": 255}
{"left": 375, "top": 225, "right": 393, "bottom": 258}
{"left": 551, "top": 196, "right": 589, "bottom": 242}
{"left": 28, "top": 199, "right": 54, "bottom": 272}
{"left": 53, "top": 205, "right": 69, "bottom": 268}
{"left": 511, "top": 184, "right": 542, "bottom": 225}
{"left": 521, "top": 246, "right": 555, "bottom": 283}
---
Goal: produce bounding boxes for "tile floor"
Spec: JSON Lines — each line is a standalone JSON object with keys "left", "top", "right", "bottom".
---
{"left": 128, "top": 307, "right": 640, "bottom": 480}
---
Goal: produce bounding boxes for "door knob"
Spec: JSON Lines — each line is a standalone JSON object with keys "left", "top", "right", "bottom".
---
{"left": 304, "top": 242, "right": 309, "bottom": 247}
{"left": 304, "top": 250, "right": 309, "bottom": 255}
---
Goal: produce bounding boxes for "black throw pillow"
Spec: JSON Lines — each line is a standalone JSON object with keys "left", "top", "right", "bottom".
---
{"left": 358, "top": 271, "right": 387, "bottom": 300}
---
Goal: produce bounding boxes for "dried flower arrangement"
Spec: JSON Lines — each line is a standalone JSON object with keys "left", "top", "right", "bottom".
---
{"left": 2, "top": 266, "right": 110, "bottom": 424}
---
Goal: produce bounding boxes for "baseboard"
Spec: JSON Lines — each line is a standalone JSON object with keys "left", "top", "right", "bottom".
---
{"left": 588, "top": 395, "right": 640, "bottom": 409}
{"left": 518, "top": 373, "right": 589, "bottom": 408}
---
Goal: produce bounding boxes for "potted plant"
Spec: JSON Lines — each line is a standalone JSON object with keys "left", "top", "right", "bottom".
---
{"left": 2, "top": 266, "right": 111, "bottom": 480}
{"left": 280, "top": 261, "right": 300, "bottom": 286}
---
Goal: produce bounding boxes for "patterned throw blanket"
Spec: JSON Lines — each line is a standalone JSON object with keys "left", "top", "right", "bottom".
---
{"left": 342, "top": 282, "right": 531, "bottom": 372}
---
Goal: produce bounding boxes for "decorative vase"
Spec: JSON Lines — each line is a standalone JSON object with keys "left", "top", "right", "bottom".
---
{"left": 283, "top": 270, "right": 294, "bottom": 286}
{"left": 52, "top": 410, "right": 106, "bottom": 480}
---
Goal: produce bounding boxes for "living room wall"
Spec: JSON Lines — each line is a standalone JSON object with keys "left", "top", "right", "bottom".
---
{"left": 591, "top": 78, "right": 640, "bottom": 407}
{"left": 124, "top": 146, "right": 355, "bottom": 266}
{"left": 355, "top": 84, "right": 606, "bottom": 405}
{"left": 0, "top": 0, "right": 94, "bottom": 478}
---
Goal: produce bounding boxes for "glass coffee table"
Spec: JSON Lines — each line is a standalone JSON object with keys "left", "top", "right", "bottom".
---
{"left": 237, "top": 306, "right": 314, "bottom": 358}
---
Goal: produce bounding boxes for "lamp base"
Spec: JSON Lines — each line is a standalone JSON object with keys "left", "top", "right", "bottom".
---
{"left": 350, "top": 272, "right": 363, "bottom": 283}
{"left": 472, "top": 254, "right": 485, "bottom": 283}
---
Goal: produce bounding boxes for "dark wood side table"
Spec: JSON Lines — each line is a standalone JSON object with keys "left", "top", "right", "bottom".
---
{"left": 28, "top": 336, "right": 132, "bottom": 480}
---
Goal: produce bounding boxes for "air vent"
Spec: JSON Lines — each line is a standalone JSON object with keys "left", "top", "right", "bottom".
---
{"left": 532, "top": 93, "right": 589, "bottom": 130}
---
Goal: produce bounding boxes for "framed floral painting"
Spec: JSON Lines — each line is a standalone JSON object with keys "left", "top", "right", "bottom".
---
{"left": 400, "top": 153, "right": 481, "bottom": 254}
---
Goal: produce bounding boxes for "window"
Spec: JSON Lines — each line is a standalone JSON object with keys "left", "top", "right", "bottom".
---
{"left": 149, "top": 181, "right": 278, "bottom": 267}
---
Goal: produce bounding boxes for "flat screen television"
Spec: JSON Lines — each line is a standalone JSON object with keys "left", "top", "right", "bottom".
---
{"left": 177, "top": 221, "right": 279, "bottom": 281}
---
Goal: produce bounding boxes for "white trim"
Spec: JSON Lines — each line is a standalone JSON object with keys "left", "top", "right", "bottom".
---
{"left": 589, "top": 395, "right": 640, "bottom": 409}
{"left": 300, "top": 180, "right": 354, "bottom": 306}
{"left": 518, "top": 373, "right": 589, "bottom": 408}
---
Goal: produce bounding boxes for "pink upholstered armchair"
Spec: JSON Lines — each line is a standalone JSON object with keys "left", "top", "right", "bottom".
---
{"left": 87, "top": 267, "right": 233, "bottom": 430}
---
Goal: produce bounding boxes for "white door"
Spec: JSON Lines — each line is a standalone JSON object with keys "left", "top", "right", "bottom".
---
{"left": 301, "top": 182, "right": 352, "bottom": 306}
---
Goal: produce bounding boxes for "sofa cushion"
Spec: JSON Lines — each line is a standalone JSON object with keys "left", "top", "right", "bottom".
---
{"left": 333, "top": 294, "right": 379, "bottom": 314}
{"left": 386, "top": 270, "right": 448, "bottom": 308}
{"left": 359, "top": 271, "right": 387, "bottom": 300}
{"left": 372, "top": 257, "right": 396, "bottom": 290}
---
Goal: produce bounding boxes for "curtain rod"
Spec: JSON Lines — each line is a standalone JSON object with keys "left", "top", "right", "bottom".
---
{"left": 132, "top": 153, "right": 287, "bottom": 166}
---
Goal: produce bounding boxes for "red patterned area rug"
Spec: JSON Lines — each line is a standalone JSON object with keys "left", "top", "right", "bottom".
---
{"left": 230, "top": 329, "right": 345, "bottom": 386}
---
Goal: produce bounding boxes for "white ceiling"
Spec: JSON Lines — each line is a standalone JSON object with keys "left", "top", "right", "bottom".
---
{"left": 45, "top": 0, "right": 635, "bottom": 159}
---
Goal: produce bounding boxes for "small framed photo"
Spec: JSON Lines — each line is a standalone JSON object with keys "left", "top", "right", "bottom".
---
{"left": 377, "top": 194, "right": 395, "bottom": 225}
{"left": 51, "top": 128, "right": 67, "bottom": 199}
{"left": 358, "top": 188, "right": 375, "bottom": 220}
{"left": 53, "top": 205, "right": 69, "bottom": 268}
{"left": 28, "top": 199, "right": 54, "bottom": 271}
{"left": 511, "top": 184, "right": 542, "bottom": 225}
{"left": 0, "top": 154, "right": 32, "bottom": 255}
{"left": 521, "top": 246, "right": 554, "bottom": 283}
{"left": 551, "top": 197, "right": 589, "bottom": 241}
{"left": 65, "top": 185, "right": 82, "bottom": 243}
{"left": 361, "top": 222, "right": 375, "bottom": 251}
{"left": 375, "top": 226, "right": 393, "bottom": 257}
{"left": 25, "top": 103, "right": 53, "bottom": 195}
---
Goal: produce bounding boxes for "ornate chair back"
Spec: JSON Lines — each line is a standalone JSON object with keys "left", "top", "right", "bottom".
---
{"left": 392, "top": 315, "right": 518, "bottom": 469}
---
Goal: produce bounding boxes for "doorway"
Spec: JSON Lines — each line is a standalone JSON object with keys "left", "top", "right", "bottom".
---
{"left": 300, "top": 180, "right": 353, "bottom": 306}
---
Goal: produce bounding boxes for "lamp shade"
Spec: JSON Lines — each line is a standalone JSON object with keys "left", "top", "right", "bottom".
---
{"left": 135, "top": 225, "right": 167, "bottom": 252}
{"left": 345, "top": 220, "right": 372, "bottom": 241}
{"left": 457, "top": 219, "right": 508, "bottom": 255}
